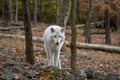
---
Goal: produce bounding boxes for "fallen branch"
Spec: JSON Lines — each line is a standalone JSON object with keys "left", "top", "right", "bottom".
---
{"left": 91, "top": 29, "right": 105, "bottom": 34}
{"left": 0, "top": 21, "right": 23, "bottom": 26}
{"left": 64, "top": 41, "right": 120, "bottom": 53}
{"left": 0, "top": 26, "right": 24, "bottom": 31}
{"left": 75, "top": 42, "right": 120, "bottom": 53}
{"left": 0, "top": 33, "right": 120, "bottom": 53}
{"left": 0, "top": 33, "right": 43, "bottom": 42}
{"left": 66, "top": 21, "right": 104, "bottom": 29}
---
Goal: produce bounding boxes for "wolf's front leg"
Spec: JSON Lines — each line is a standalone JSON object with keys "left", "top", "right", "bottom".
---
{"left": 48, "top": 49, "right": 55, "bottom": 66}
{"left": 58, "top": 60, "right": 61, "bottom": 69}
{"left": 46, "top": 48, "right": 51, "bottom": 66}
{"left": 54, "top": 50, "right": 61, "bottom": 68}
{"left": 44, "top": 45, "right": 51, "bottom": 66}
{"left": 47, "top": 52, "right": 52, "bottom": 66}
{"left": 51, "top": 53, "right": 55, "bottom": 66}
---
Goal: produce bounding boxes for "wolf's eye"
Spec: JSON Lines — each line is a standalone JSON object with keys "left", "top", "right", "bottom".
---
{"left": 59, "top": 36, "right": 61, "bottom": 38}
{"left": 54, "top": 35, "right": 57, "bottom": 38}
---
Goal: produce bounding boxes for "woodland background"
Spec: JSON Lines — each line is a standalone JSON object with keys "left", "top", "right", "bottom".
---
{"left": 0, "top": 0, "right": 120, "bottom": 24}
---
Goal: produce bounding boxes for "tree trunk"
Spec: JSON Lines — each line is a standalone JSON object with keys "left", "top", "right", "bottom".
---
{"left": 9, "top": 0, "right": 13, "bottom": 23}
{"left": 113, "top": 1, "right": 120, "bottom": 31}
{"left": 33, "top": 0, "right": 37, "bottom": 27}
{"left": 22, "top": 0, "right": 35, "bottom": 65}
{"left": 70, "top": 0, "right": 77, "bottom": 70}
{"left": 2, "top": 0, "right": 4, "bottom": 21}
{"left": 40, "top": 0, "right": 44, "bottom": 23}
{"left": 2, "top": 0, "right": 12, "bottom": 27}
{"left": 105, "top": 9, "right": 111, "bottom": 44}
{"left": 15, "top": 0, "right": 18, "bottom": 22}
{"left": 76, "top": 0, "right": 81, "bottom": 23}
{"left": 56, "top": 0, "right": 71, "bottom": 27}
{"left": 85, "top": 0, "right": 93, "bottom": 43}
{"left": 56, "top": 0, "right": 60, "bottom": 22}
{"left": 94, "top": 7, "right": 100, "bottom": 27}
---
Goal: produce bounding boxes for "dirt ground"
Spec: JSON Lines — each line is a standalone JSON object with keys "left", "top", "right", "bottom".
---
{"left": 0, "top": 23, "right": 120, "bottom": 76}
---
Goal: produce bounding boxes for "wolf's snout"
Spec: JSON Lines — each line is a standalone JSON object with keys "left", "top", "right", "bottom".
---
{"left": 56, "top": 42, "right": 59, "bottom": 45}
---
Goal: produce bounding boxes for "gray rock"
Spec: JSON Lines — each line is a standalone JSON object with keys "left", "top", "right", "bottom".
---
{"left": 0, "top": 56, "right": 8, "bottom": 61}
{"left": 71, "top": 69, "right": 87, "bottom": 80}
{"left": 26, "top": 70, "right": 36, "bottom": 78}
{"left": 40, "top": 61, "right": 48, "bottom": 66}
{"left": 72, "top": 69, "right": 87, "bottom": 77}
{"left": 46, "top": 66, "right": 74, "bottom": 80}
{"left": 5, "top": 59, "right": 26, "bottom": 67}
{"left": 85, "top": 69, "right": 95, "bottom": 79}
{"left": 0, "top": 68, "right": 14, "bottom": 80}
{"left": 75, "top": 77, "right": 86, "bottom": 80}
{"left": 12, "top": 66, "right": 25, "bottom": 74}
{"left": 64, "top": 71, "right": 75, "bottom": 80}
{"left": 39, "top": 66, "right": 74, "bottom": 80}
{"left": 18, "top": 76, "right": 28, "bottom": 80}
{"left": 95, "top": 72, "right": 106, "bottom": 80}
{"left": 106, "top": 73, "right": 120, "bottom": 80}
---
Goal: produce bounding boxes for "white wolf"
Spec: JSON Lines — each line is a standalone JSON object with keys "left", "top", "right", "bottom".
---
{"left": 43, "top": 25, "right": 65, "bottom": 68}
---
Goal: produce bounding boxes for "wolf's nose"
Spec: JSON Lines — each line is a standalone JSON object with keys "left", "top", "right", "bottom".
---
{"left": 56, "top": 42, "right": 59, "bottom": 45}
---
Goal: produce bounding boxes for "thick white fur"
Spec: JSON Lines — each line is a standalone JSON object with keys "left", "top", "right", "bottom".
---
{"left": 43, "top": 25, "right": 65, "bottom": 68}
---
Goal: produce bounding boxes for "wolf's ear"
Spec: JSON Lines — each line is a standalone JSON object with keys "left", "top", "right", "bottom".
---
{"left": 61, "top": 28, "right": 65, "bottom": 33}
{"left": 51, "top": 28, "right": 55, "bottom": 32}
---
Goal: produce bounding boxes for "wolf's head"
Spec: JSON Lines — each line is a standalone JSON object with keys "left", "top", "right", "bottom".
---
{"left": 50, "top": 27, "right": 65, "bottom": 46}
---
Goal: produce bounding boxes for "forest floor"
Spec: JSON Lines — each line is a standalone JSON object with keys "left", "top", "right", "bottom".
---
{"left": 0, "top": 23, "right": 120, "bottom": 78}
